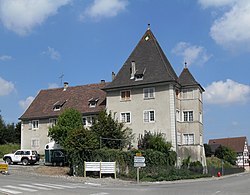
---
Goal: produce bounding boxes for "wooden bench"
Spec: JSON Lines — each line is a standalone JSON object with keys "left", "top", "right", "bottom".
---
{"left": 84, "top": 161, "right": 116, "bottom": 179}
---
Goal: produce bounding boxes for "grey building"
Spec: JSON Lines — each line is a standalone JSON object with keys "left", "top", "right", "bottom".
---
{"left": 103, "top": 27, "right": 206, "bottom": 166}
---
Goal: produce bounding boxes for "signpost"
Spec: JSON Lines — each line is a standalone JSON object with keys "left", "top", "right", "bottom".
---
{"left": 134, "top": 155, "right": 146, "bottom": 183}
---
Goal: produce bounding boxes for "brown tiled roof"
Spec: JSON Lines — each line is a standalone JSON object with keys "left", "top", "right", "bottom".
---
{"left": 19, "top": 82, "right": 109, "bottom": 120}
{"left": 104, "top": 28, "right": 178, "bottom": 90}
{"left": 208, "top": 137, "right": 248, "bottom": 153}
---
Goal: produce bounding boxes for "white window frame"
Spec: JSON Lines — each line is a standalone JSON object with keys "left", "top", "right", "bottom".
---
{"left": 31, "top": 138, "right": 39, "bottom": 148}
{"left": 183, "top": 133, "right": 194, "bottom": 145}
{"left": 49, "top": 118, "right": 57, "bottom": 127}
{"left": 120, "top": 112, "right": 131, "bottom": 124}
{"left": 143, "top": 110, "right": 155, "bottom": 123}
{"left": 143, "top": 87, "right": 155, "bottom": 99}
{"left": 120, "top": 90, "right": 131, "bottom": 101}
{"left": 176, "top": 109, "right": 180, "bottom": 122}
{"left": 32, "top": 120, "right": 39, "bottom": 129}
{"left": 183, "top": 111, "right": 193, "bottom": 122}
{"left": 83, "top": 116, "right": 94, "bottom": 127}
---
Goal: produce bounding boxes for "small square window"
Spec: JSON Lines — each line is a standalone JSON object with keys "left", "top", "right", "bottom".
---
{"left": 120, "top": 112, "right": 131, "bottom": 123}
{"left": 183, "top": 134, "right": 194, "bottom": 145}
{"left": 121, "top": 91, "right": 131, "bottom": 101}
{"left": 32, "top": 120, "right": 39, "bottom": 129}
{"left": 144, "top": 110, "right": 155, "bottom": 122}
{"left": 143, "top": 88, "right": 155, "bottom": 99}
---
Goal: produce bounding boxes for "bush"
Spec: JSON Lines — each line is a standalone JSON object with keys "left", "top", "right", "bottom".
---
{"left": 0, "top": 144, "right": 20, "bottom": 158}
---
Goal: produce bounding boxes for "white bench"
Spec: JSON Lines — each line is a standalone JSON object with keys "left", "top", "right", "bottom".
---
{"left": 84, "top": 161, "right": 116, "bottom": 179}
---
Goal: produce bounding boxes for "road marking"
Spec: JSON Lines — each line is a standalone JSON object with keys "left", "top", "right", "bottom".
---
{"left": 85, "top": 182, "right": 101, "bottom": 186}
{"left": 19, "top": 184, "right": 52, "bottom": 190}
{"left": 90, "top": 193, "right": 109, "bottom": 195}
{"left": 32, "top": 183, "right": 64, "bottom": 189}
{"left": 44, "top": 183, "right": 76, "bottom": 189}
{"left": 0, "top": 187, "right": 22, "bottom": 194}
{"left": 4, "top": 185, "right": 37, "bottom": 192}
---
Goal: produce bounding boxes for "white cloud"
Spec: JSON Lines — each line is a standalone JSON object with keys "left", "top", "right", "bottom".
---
{"left": 19, "top": 96, "right": 34, "bottom": 110}
{"left": 198, "top": 0, "right": 250, "bottom": 50}
{"left": 48, "top": 83, "right": 59, "bottom": 89}
{"left": 204, "top": 79, "right": 250, "bottom": 105}
{"left": 0, "top": 76, "right": 15, "bottom": 96}
{"left": 198, "top": 0, "right": 237, "bottom": 8}
{"left": 0, "top": 0, "right": 71, "bottom": 36}
{"left": 171, "top": 42, "right": 211, "bottom": 66}
{"left": 82, "top": 0, "right": 128, "bottom": 20}
{"left": 42, "top": 47, "right": 61, "bottom": 60}
{"left": 0, "top": 55, "right": 12, "bottom": 61}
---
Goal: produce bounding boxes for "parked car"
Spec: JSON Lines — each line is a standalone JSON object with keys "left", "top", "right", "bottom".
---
{"left": 3, "top": 150, "right": 40, "bottom": 166}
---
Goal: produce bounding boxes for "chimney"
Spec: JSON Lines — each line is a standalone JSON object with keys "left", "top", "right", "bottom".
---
{"left": 112, "top": 72, "right": 116, "bottom": 81}
{"left": 101, "top": 80, "right": 105, "bottom": 84}
{"left": 130, "top": 61, "right": 136, "bottom": 79}
{"left": 63, "top": 82, "right": 69, "bottom": 91}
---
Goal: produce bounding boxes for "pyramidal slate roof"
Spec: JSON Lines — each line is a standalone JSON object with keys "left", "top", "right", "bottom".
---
{"left": 178, "top": 67, "right": 204, "bottom": 91}
{"left": 19, "top": 82, "right": 108, "bottom": 120}
{"left": 104, "top": 28, "right": 178, "bottom": 90}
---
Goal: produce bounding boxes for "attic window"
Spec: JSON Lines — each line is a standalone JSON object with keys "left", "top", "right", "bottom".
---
{"left": 89, "top": 98, "right": 99, "bottom": 108}
{"left": 53, "top": 100, "right": 66, "bottom": 111}
{"left": 135, "top": 73, "right": 143, "bottom": 81}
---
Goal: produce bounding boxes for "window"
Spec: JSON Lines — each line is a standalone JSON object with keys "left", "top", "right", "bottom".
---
{"left": 144, "top": 110, "right": 155, "bottom": 122}
{"left": 176, "top": 110, "right": 180, "bottom": 122}
{"left": 32, "top": 120, "right": 39, "bottom": 129}
{"left": 199, "top": 112, "right": 202, "bottom": 123}
{"left": 83, "top": 116, "right": 94, "bottom": 127}
{"left": 120, "top": 112, "right": 131, "bottom": 123}
{"left": 89, "top": 98, "right": 99, "bottom": 108}
{"left": 120, "top": 90, "right": 131, "bottom": 101}
{"left": 183, "top": 111, "right": 193, "bottom": 122}
{"left": 143, "top": 88, "right": 155, "bottom": 99}
{"left": 183, "top": 134, "right": 194, "bottom": 145}
{"left": 49, "top": 118, "right": 57, "bottom": 127}
{"left": 31, "top": 139, "right": 39, "bottom": 147}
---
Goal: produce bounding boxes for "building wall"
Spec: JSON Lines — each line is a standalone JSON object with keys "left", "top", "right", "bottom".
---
{"left": 106, "top": 83, "right": 175, "bottom": 148}
{"left": 21, "top": 119, "right": 51, "bottom": 154}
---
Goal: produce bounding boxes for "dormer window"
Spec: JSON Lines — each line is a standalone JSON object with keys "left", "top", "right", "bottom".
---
{"left": 135, "top": 73, "right": 143, "bottom": 81}
{"left": 53, "top": 100, "right": 66, "bottom": 111}
{"left": 88, "top": 97, "right": 99, "bottom": 108}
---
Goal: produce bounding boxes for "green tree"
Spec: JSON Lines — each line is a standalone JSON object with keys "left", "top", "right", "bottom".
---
{"left": 0, "top": 115, "right": 6, "bottom": 144}
{"left": 90, "top": 110, "right": 134, "bottom": 149}
{"left": 215, "top": 145, "right": 237, "bottom": 165}
{"left": 138, "top": 131, "right": 172, "bottom": 153}
{"left": 48, "top": 108, "right": 83, "bottom": 147}
{"left": 138, "top": 131, "right": 176, "bottom": 165}
{"left": 204, "top": 143, "right": 213, "bottom": 157}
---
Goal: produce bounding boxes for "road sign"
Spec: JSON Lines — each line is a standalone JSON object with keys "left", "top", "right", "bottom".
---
{"left": 134, "top": 156, "right": 145, "bottom": 163}
{"left": 134, "top": 162, "right": 146, "bottom": 167}
{"left": 0, "top": 163, "right": 8, "bottom": 172}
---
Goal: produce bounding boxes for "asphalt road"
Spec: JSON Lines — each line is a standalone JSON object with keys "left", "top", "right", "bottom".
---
{"left": 1, "top": 164, "right": 250, "bottom": 195}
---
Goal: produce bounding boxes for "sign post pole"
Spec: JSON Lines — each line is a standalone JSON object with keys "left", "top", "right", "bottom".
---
{"left": 137, "top": 167, "right": 140, "bottom": 184}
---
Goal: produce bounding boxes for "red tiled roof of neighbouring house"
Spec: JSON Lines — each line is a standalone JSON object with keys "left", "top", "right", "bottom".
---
{"left": 208, "top": 136, "right": 248, "bottom": 153}
{"left": 19, "top": 82, "right": 109, "bottom": 120}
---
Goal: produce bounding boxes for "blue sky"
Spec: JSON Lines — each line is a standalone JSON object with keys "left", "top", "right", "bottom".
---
{"left": 0, "top": 0, "right": 250, "bottom": 143}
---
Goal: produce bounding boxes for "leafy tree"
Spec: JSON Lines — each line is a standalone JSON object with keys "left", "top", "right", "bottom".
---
{"left": 215, "top": 145, "right": 237, "bottom": 165}
{"left": 138, "top": 131, "right": 172, "bottom": 153}
{"left": 138, "top": 131, "right": 176, "bottom": 165}
{"left": 0, "top": 114, "right": 21, "bottom": 144}
{"left": 90, "top": 110, "right": 134, "bottom": 149}
{"left": 48, "top": 108, "right": 83, "bottom": 147}
{"left": 204, "top": 143, "right": 213, "bottom": 157}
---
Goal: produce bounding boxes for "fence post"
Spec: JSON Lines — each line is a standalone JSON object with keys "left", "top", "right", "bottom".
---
{"left": 100, "top": 161, "right": 102, "bottom": 178}
{"left": 84, "top": 161, "right": 86, "bottom": 178}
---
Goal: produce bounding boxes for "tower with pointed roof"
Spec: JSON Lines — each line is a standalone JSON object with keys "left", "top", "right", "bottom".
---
{"left": 104, "top": 27, "right": 206, "bottom": 167}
